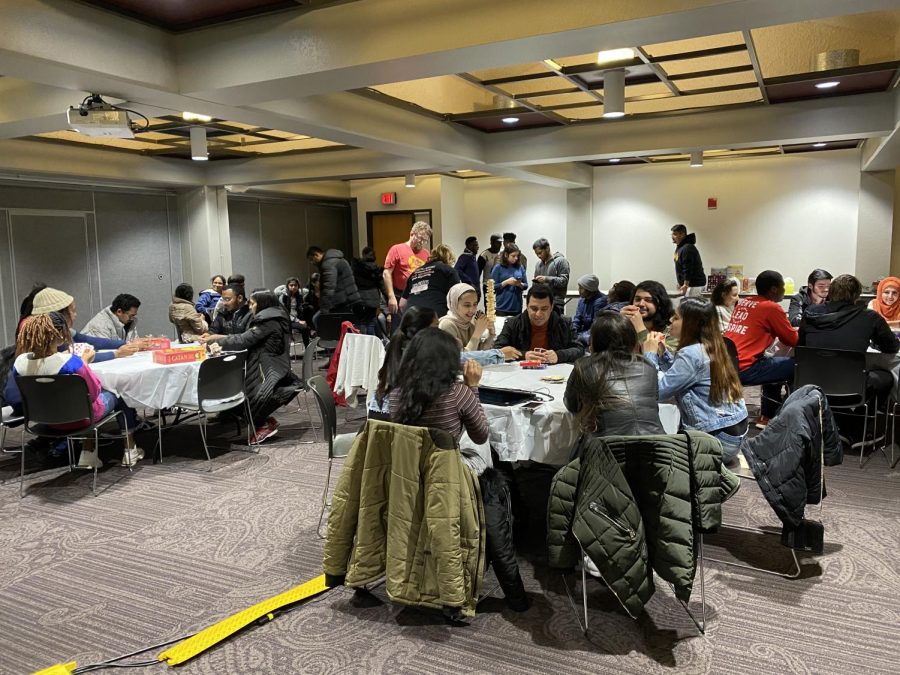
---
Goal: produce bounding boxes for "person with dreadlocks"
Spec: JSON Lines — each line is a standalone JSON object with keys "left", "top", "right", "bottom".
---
{"left": 9, "top": 312, "right": 143, "bottom": 468}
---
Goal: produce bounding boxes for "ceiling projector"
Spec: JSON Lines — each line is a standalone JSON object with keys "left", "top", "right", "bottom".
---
{"left": 67, "top": 100, "right": 135, "bottom": 138}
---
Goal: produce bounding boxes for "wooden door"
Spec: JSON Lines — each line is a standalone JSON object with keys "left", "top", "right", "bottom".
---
{"left": 367, "top": 212, "right": 414, "bottom": 264}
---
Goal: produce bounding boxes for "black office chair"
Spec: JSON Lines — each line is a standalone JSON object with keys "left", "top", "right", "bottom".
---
{"left": 316, "top": 313, "right": 355, "bottom": 345}
{"left": 1, "top": 406, "right": 25, "bottom": 456}
{"left": 170, "top": 351, "right": 256, "bottom": 470}
{"left": 793, "top": 347, "right": 878, "bottom": 467}
{"left": 16, "top": 374, "right": 126, "bottom": 497}
{"left": 308, "top": 375, "right": 356, "bottom": 538}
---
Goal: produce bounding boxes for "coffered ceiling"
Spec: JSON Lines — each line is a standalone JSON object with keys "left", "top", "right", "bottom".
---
{"left": 0, "top": 0, "right": 898, "bottom": 190}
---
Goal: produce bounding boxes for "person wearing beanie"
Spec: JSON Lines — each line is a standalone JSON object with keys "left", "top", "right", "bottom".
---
{"left": 571, "top": 274, "right": 608, "bottom": 346}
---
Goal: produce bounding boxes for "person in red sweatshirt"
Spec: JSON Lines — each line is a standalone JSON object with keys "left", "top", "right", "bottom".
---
{"left": 724, "top": 270, "right": 798, "bottom": 429}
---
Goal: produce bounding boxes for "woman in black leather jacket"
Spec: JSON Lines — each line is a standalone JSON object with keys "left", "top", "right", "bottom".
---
{"left": 564, "top": 311, "right": 664, "bottom": 438}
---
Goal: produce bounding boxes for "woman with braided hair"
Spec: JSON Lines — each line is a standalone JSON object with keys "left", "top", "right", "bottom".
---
{"left": 10, "top": 313, "right": 142, "bottom": 468}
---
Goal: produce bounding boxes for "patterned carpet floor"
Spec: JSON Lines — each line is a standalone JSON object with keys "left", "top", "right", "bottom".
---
{"left": 1, "top": 379, "right": 899, "bottom": 674}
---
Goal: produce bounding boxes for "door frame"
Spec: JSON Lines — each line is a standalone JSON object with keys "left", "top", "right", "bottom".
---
{"left": 365, "top": 209, "right": 432, "bottom": 249}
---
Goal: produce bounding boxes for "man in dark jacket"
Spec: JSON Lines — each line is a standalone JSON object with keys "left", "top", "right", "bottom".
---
{"left": 307, "top": 246, "right": 362, "bottom": 315}
{"left": 454, "top": 236, "right": 481, "bottom": 299}
{"left": 788, "top": 268, "right": 832, "bottom": 327}
{"left": 352, "top": 246, "right": 385, "bottom": 336}
{"left": 671, "top": 224, "right": 706, "bottom": 297}
{"left": 495, "top": 284, "right": 584, "bottom": 364}
{"left": 206, "top": 284, "right": 252, "bottom": 338}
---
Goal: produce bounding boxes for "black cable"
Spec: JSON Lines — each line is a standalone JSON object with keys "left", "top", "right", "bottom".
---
{"left": 115, "top": 107, "right": 151, "bottom": 132}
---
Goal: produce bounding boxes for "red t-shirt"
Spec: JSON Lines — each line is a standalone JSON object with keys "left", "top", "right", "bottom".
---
{"left": 384, "top": 243, "right": 428, "bottom": 293}
{"left": 529, "top": 322, "right": 550, "bottom": 352}
{"left": 724, "top": 295, "right": 799, "bottom": 371}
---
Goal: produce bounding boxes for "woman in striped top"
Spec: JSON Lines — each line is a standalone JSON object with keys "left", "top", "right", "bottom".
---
{"left": 388, "top": 328, "right": 489, "bottom": 446}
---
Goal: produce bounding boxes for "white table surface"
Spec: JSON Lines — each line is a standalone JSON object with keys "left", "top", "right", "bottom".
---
{"left": 866, "top": 348, "right": 900, "bottom": 399}
{"left": 459, "top": 363, "right": 680, "bottom": 467}
{"left": 91, "top": 348, "right": 202, "bottom": 409}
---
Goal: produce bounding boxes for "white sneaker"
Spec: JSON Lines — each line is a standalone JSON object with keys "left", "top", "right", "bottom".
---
{"left": 77, "top": 448, "right": 103, "bottom": 469}
{"left": 121, "top": 446, "right": 145, "bottom": 467}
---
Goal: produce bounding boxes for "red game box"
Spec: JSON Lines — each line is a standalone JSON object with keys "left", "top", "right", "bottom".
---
{"left": 152, "top": 346, "right": 206, "bottom": 365}
{"left": 145, "top": 337, "right": 172, "bottom": 351}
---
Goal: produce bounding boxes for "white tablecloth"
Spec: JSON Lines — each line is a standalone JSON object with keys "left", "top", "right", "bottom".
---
{"left": 91, "top": 349, "right": 202, "bottom": 409}
{"left": 334, "top": 333, "right": 386, "bottom": 407}
{"left": 459, "top": 363, "right": 680, "bottom": 467}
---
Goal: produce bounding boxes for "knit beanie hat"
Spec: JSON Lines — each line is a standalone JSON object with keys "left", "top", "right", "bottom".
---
{"left": 31, "top": 288, "right": 74, "bottom": 315}
{"left": 577, "top": 274, "right": 600, "bottom": 294}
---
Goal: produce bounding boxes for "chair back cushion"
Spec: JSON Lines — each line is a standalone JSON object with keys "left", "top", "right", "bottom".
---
{"left": 198, "top": 351, "right": 247, "bottom": 412}
{"left": 794, "top": 347, "right": 866, "bottom": 403}
{"left": 16, "top": 374, "right": 93, "bottom": 426}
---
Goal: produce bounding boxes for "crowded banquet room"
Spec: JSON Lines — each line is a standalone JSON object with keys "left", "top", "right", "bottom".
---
{"left": 3, "top": 0, "right": 900, "bottom": 673}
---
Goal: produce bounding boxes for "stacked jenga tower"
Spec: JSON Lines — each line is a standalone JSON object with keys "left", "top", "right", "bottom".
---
{"left": 485, "top": 279, "right": 496, "bottom": 331}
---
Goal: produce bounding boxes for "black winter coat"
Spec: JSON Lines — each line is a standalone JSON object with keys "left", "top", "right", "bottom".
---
{"left": 741, "top": 385, "right": 842, "bottom": 528}
{"left": 494, "top": 311, "right": 584, "bottom": 363}
{"left": 800, "top": 301, "right": 899, "bottom": 354}
{"left": 219, "top": 307, "right": 298, "bottom": 422}
{"left": 478, "top": 468, "right": 528, "bottom": 611}
{"left": 320, "top": 249, "right": 361, "bottom": 312}
{"left": 352, "top": 258, "right": 385, "bottom": 310}
{"left": 210, "top": 305, "right": 252, "bottom": 336}
{"left": 674, "top": 233, "right": 706, "bottom": 287}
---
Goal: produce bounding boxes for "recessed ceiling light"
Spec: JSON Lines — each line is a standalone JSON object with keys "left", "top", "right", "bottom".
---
{"left": 815, "top": 81, "right": 839, "bottom": 89}
{"left": 501, "top": 117, "right": 520, "bottom": 124}
{"left": 608, "top": 158, "right": 621, "bottom": 163}
{"left": 813, "top": 142, "right": 827, "bottom": 148}
{"left": 596, "top": 48, "right": 635, "bottom": 65}
{"left": 182, "top": 111, "right": 212, "bottom": 122}
{"left": 602, "top": 111, "right": 625, "bottom": 118}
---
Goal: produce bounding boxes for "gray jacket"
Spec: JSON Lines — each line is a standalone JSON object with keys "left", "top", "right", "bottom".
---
{"left": 81, "top": 306, "right": 139, "bottom": 342}
{"left": 534, "top": 252, "right": 570, "bottom": 308}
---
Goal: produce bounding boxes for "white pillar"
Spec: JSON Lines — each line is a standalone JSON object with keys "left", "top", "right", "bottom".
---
{"left": 177, "top": 186, "right": 232, "bottom": 290}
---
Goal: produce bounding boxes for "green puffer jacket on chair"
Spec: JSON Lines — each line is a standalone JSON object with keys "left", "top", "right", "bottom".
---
{"left": 323, "top": 420, "right": 485, "bottom": 616}
{"left": 548, "top": 431, "right": 739, "bottom": 616}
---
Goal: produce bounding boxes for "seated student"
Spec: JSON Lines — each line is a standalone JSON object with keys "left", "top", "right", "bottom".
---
{"left": 788, "top": 268, "right": 832, "bottom": 327}
{"left": 439, "top": 283, "right": 496, "bottom": 351}
{"left": 712, "top": 278, "right": 740, "bottom": 333}
{"left": 723, "top": 270, "right": 798, "bottom": 429}
{"left": 868, "top": 276, "right": 900, "bottom": 328}
{"left": 620, "top": 280, "right": 674, "bottom": 340}
{"left": 800, "top": 273, "right": 898, "bottom": 401}
{"left": 490, "top": 243, "right": 528, "bottom": 316}
{"left": 564, "top": 311, "right": 664, "bottom": 437}
{"left": 389, "top": 328, "right": 488, "bottom": 447}
{"left": 212, "top": 274, "right": 246, "bottom": 317}
{"left": 571, "top": 274, "right": 608, "bottom": 346}
{"left": 195, "top": 274, "right": 226, "bottom": 322}
{"left": 604, "top": 279, "right": 637, "bottom": 313}
{"left": 401, "top": 244, "right": 460, "bottom": 318}
{"left": 495, "top": 284, "right": 584, "bottom": 364}
{"left": 278, "top": 277, "right": 310, "bottom": 344}
{"left": 81, "top": 293, "right": 142, "bottom": 342}
{"left": 205, "top": 284, "right": 252, "bottom": 338}
{"left": 304, "top": 273, "right": 321, "bottom": 330}
{"left": 643, "top": 298, "right": 748, "bottom": 463}
{"left": 202, "top": 291, "right": 297, "bottom": 444}
{"left": 11, "top": 313, "right": 143, "bottom": 468}
{"left": 169, "top": 284, "right": 208, "bottom": 342}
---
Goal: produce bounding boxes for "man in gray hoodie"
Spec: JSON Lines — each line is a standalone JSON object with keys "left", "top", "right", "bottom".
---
{"left": 532, "top": 238, "right": 570, "bottom": 314}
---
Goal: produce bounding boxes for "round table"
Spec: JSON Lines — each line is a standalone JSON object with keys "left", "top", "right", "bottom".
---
{"left": 460, "top": 363, "right": 680, "bottom": 467}
{"left": 90, "top": 349, "right": 202, "bottom": 409}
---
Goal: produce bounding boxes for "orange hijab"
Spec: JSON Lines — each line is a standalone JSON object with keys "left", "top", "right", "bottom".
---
{"left": 872, "top": 276, "right": 900, "bottom": 321}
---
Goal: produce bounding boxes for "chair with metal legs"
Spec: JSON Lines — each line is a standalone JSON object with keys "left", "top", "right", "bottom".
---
{"left": 1, "top": 406, "right": 25, "bottom": 456}
{"left": 307, "top": 375, "right": 357, "bottom": 538}
{"left": 16, "top": 375, "right": 129, "bottom": 497}
{"left": 287, "top": 337, "right": 321, "bottom": 444}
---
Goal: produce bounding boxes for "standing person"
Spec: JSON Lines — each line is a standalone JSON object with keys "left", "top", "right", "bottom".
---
{"left": 671, "top": 224, "right": 706, "bottom": 297}
{"left": 868, "top": 276, "right": 900, "bottom": 328}
{"left": 724, "top": 270, "right": 798, "bottom": 429}
{"left": 81, "top": 294, "right": 142, "bottom": 342}
{"left": 494, "top": 284, "right": 584, "bottom": 364}
{"left": 196, "top": 274, "right": 225, "bottom": 322}
{"left": 306, "top": 246, "right": 362, "bottom": 317}
{"left": 352, "top": 247, "right": 386, "bottom": 337}
{"left": 454, "top": 236, "right": 481, "bottom": 299}
{"left": 491, "top": 243, "right": 528, "bottom": 316}
{"left": 571, "top": 274, "right": 608, "bottom": 346}
{"left": 206, "top": 284, "right": 252, "bottom": 338}
{"left": 503, "top": 232, "right": 527, "bottom": 271}
{"left": 532, "top": 238, "right": 571, "bottom": 314}
{"left": 383, "top": 221, "right": 432, "bottom": 324}
{"left": 401, "top": 244, "right": 460, "bottom": 318}
{"left": 278, "top": 277, "right": 310, "bottom": 345}
{"left": 643, "top": 298, "right": 748, "bottom": 463}
{"left": 202, "top": 291, "right": 297, "bottom": 444}
{"left": 168, "top": 283, "right": 208, "bottom": 342}
{"left": 478, "top": 234, "right": 503, "bottom": 307}
{"left": 712, "top": 278, "right": 740, "bottom": 332}
{"left": 788, "top": 269, "right": 832, "bottom": 327}
{"left": 439, "top": 283, "right": 496, "bottom": 351}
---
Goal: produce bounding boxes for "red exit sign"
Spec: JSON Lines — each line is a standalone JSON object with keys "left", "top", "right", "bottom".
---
{"left": 381, "top": 192, "right": 397, "bottom": 205}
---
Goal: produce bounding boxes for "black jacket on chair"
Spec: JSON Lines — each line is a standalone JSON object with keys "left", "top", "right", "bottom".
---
{"left": 741, "top": 384, "right": 842, "bottom": 528}
{"left": 495, "top": 311, "right": 584, "bottom": 363}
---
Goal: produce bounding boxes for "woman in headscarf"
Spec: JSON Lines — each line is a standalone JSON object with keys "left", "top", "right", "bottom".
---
{"left": 868, "top": 276, "right": 900, "bottom": 328}
{"left": 438, "top": 283, "right": 496, "bottom": 351}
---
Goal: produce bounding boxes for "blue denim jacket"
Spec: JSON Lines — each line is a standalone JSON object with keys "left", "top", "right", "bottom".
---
{"left": 646, "top": 343, "right": 747, "bottom": 433}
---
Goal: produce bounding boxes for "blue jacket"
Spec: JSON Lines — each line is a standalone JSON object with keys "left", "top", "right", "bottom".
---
{"left": 195, "top": 289, "right": 221, "bottom": 319}
{"left": 454, "top": 250, "right": 481, "bottom": 298}
{"left": 646, "top": 343, "right": 747, "bottom": 433}
{"left": 491, "top": 264, "right": 528, "bottom": 314}
{"left": 571, "top": 292, "right": 609, "bottom": 334}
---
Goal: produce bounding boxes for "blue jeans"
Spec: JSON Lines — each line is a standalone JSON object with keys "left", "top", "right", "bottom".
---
{"left": 711, "top": 428, "right": 745, "bottom": 464}
{"left": 98, "top": 390, "right": 138, "bottom": 433}
{"left": 739, "top": 356, "right": 795, "bottom": 418}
